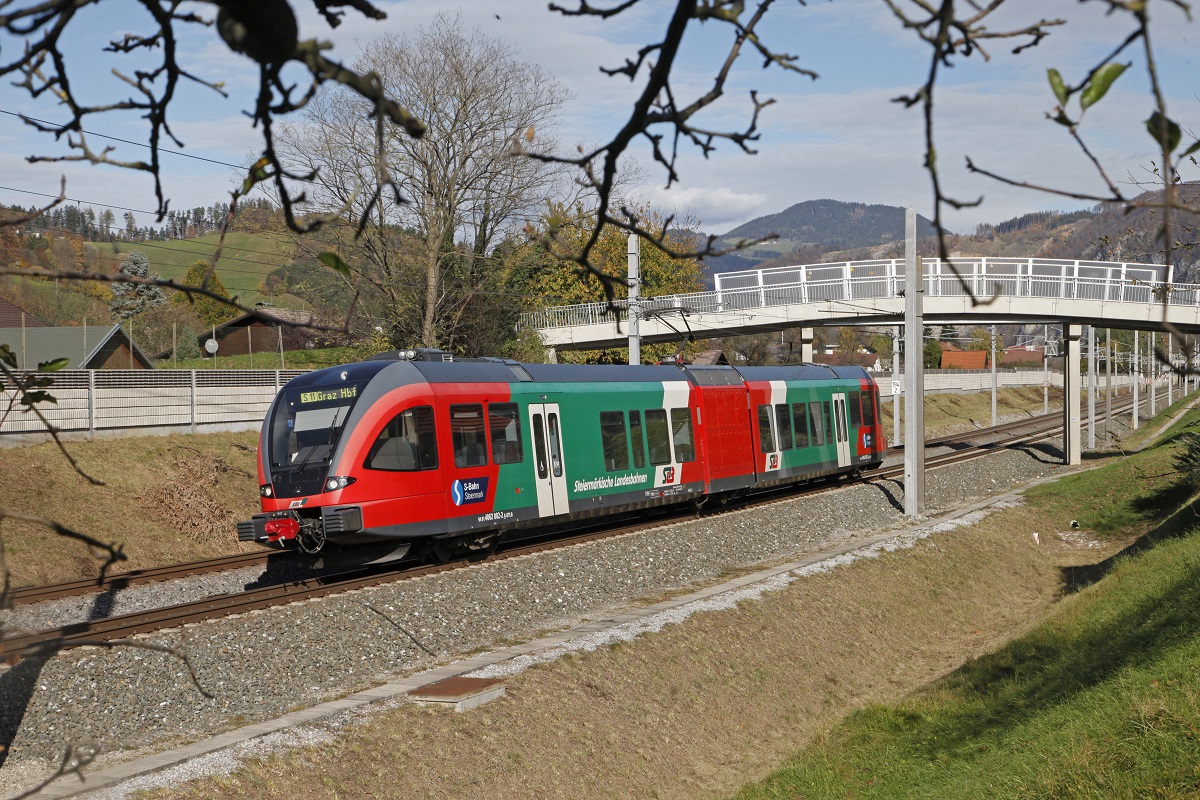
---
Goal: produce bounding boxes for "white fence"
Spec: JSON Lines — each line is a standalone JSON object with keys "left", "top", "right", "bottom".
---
{"left": 0, "top": 370, "right": 306, "bottom": 446}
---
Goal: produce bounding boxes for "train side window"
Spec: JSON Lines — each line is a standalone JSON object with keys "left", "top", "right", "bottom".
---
{"left": 848, "top": 391, "right": 862, "bottom": 427}
{"left": 824, "top": 401, "right": 834, "bottom": 444}
{"left": 600, "top": 411, "right": 631, "bottom": 471}
{"left": 792, "top": 402, "right": 810, "bottom": 447}
{"left": 365, "top": 406, "right": 437, "bottom": 471}
{"left": 670, "top": 408, "right": 696, "bottom": 463}
{"left": 775, "top": 403, "right": 794, "bottom": 450}
{"left": 862, "top": 390, "right": 877, "bottom": 427}
{"left": 757, "top": 404, "right": 776, "bottom": 452}
{"left": 533, "top": 413, "right": 548, "bottom": 479}
{"left": 629, "top": 410, "right": 647, "bottom": 468}
{"left": 645, "top": 409, "right": 672, "bottom": 465}
{"left": 809, "top": 401, "right": 826, "bottom": 446}
{"left": 488, "top": 402, "right": 523, "bottom": 465}
{"left": 450, "top": 404, "right": 488, "bottom": 468}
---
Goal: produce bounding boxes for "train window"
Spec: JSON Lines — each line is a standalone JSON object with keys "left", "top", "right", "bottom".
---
{"left": 365, "top": 406, "right": 437, "bottom": 471}
{"left": 792, "top": 402, "right": 810, "bottom": 447}
{"left": 848, "top": 391, "right": 862, "bottom": 427}
{"left": 533, "top": 413, "right": 549, "bottom": 479}
{"left": 645, "top": 409, "right": 672, "bottom": 465}
{"left": 862, "top": 390, "right": 877, "bottom": 427}
{"left": 757, "top": 405, "right": 775, "bottom": 453}
{"left": 488, "top": 403, "right": 523, "bottom": 465}
{"left": 629, "top": 410, "right": 646, "bottom": 468}
{"left": 809, "top": 401, "right": 826, "bottom": 446}
{"left": 548, "top": 413, "right": 564, "bottom": 477}
{"left": 450, "top": 404, "right": 488, "bottom": 468}
{"left": 775, "top": 404, "right": 793, "bottom": 450}
{"left": 670, "top": 408, "right": 695, "bottom": 463}
{"left": 824, "top": 402, "right": 834, "bottom": 445}
{"left": 600, "top": 411, "right": 631, "bottom": 471}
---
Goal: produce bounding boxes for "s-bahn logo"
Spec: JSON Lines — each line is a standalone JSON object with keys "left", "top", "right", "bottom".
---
{"left": 452, "top": 478, "right": 489, "bottom": 506}
{"left": 769, "top": 453, "right": 779, "bottom": 470}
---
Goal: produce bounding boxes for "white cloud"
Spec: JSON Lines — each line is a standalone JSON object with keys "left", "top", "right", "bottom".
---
{"left": 639, "top": 185, "right": 771, "bottom": 231}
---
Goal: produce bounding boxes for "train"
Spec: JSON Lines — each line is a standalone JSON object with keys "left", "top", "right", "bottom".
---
{"left": 237, "top": 350, "right": 886, "bottom": 560}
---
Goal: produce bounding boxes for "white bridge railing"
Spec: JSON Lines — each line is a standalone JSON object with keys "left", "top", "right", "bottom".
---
{"left": 522, "top": 257, "right": 1183, "bottom": 330}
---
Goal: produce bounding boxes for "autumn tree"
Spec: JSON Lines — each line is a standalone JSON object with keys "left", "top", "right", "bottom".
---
{"left": 172, "top": 261, "right": 238, "bottom": 327}
{"left": 518, "top": 204, "right": 705, "bottom": 363}
{"left": 274, "top": 14, "right": 568, "bottom": 350}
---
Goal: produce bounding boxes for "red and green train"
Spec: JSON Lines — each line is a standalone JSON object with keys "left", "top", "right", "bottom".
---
{"left": 237, "top": 351, "right": 886, "bottom": 558}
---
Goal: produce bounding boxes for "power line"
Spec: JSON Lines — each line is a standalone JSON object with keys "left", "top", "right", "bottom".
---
{"left": 0, "top": 109, "right": 245, "bottom": 169}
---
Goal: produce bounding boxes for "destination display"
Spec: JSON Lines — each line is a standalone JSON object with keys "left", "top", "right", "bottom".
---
{"left": 301, "top": 386, "right": 358, "bottom": 404}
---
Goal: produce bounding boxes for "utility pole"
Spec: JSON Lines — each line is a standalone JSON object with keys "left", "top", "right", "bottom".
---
{"left": 903, "top": 208, "right": 925, "bottom": 516}
{"left": 1043, "top": 324, "right": 1049, "bottom": 415}
{"left": 627, "top": 234, "right": 641, "bottom": 366}
{"left": 1105, "top": 328, "right": 1112, "bottom": 441}
{"left": 1088, "top": 325, "right": 1096, "bottom": 450}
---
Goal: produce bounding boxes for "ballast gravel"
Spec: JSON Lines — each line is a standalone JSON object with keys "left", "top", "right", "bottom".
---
{"left": 0, "top": 440, "right": 1067, "bottom": 796}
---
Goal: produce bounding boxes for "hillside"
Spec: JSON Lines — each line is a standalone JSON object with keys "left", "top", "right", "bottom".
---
{"left": 702, "top": 186, "right": 1200, "bottom": 283}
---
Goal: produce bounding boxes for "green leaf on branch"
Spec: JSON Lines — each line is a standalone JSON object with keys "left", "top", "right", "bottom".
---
{"left": 1146, "top": 111, "right": 1182, "bottom": 154}
{"left": 1050, "top": 109, "right": 1074, "bottom": 127}
{"left": 318, "top": 252, "right": 352, "bottom": 279}
{"left": 20, "top": 390, "right": 56, "bottom": 406}
{"left": 37, "top": 357, "right": 70, "bottom": 373}
{"left": 1047, "top": 68, "right": 1068, "bottom": 107}
{"left": 1181, "top": 138, "right": 1200, "bottom": 158}
{"left": 1080, "top": 62, "right": 1127, "bottom": 111}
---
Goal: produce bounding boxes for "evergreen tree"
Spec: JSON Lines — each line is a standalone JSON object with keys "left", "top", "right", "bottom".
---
{"left": 109, "top": 251, "right": 166, "bottom": 321}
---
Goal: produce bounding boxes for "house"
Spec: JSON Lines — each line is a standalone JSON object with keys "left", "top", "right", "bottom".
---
{"left": 1001, "top": 344, "right": 1046, "bottom": 367}
{"left": 156, "top": 306, "right": 332, "bottom": 359}
{"left": 940, "top": 349, "right": 988, "bottom": 369}
{"left": 0, "top": 324, "right": 155, "bottom": 369}
{"left": 0, "top": 297, "right": 47, "bottom": 329}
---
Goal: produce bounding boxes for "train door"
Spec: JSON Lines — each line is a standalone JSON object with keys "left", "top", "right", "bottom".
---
{"left": 831, "top": 392, "right": 852, "bottom": 468}
{"left": 528, "top": 403, "right": 569, "bottom": 518}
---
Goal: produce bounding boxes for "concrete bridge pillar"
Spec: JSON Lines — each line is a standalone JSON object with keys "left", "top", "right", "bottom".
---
{"left": 800, "top": 327, "right": 815, "bottom": 362}
{"left": 1063, "top": 323, "right": 1082, "bottom": 465}
{"left": 546, "top": 346, "right": 558, "bottom": 364}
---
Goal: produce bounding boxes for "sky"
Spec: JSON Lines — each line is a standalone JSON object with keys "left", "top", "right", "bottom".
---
{"left": 0, "top": 0, "right": 1197, "bottom": 238}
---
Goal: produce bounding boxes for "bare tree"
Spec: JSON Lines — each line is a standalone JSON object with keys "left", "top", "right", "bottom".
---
{"left": 273, "top": 14, "right": 568, "bottom": 349}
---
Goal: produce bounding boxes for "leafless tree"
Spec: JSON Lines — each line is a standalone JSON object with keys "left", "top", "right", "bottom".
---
{"left": 274, "top": 14, "right": 569, "bottom": 349}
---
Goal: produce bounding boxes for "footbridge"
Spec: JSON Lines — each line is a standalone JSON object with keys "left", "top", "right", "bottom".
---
{"left": 523, "top": 257, "right": 1197, "bottom": 351}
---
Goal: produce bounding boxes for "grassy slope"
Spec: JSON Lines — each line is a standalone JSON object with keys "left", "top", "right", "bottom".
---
{"left": 107, "top": 232, "right": 296, "bottom": 306}
{"left": 733, "top": 403, "right": 1200, "bottom": 800}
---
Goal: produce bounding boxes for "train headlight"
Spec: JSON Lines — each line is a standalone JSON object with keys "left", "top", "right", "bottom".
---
{"left": 325, "top": 476, "right": 356, "bottom": 492}
{"left": 259, "top": 484, "right": 273, "bottom": 498}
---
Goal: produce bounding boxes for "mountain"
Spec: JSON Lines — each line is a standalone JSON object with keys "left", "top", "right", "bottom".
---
{"left": 701, "top": 199, "right": 938, "bottom": 278}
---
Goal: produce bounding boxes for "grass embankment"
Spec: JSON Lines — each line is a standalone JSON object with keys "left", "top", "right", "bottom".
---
{"left": 0, "top": 433, "right": 259, "bottom": 586}
{"left": 150, "top": 406, "right": 1196, "bottom": 798}
{"left": 735, "top": 403, "right": 1200, "bottom": 800}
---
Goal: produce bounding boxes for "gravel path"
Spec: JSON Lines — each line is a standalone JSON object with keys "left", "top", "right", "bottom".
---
{"left": 0, "top": 439, "right": 1068, "bottom": 796}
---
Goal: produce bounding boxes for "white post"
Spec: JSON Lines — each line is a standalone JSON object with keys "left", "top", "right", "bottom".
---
{"left": 892, "top": 326, "right": 901, "bottom": 446}
{"left": 1133, "top": 329, "right": 1139, "bottom": 430}
{"left": 1105, "top": 328, "right": 1112, "bottom": 439}
{"left": 1064, "top": 323, "right": 1082, "bottom": 466}
{"left": 990, "top": 324, "right": 997, "bottom": 427}
{"left": 903, "top": 208, "right": 925, "bottom": 516}
{"left": 1043, "top": 324, "right": 1049, "bottom": 415}
{"left": 1150, "top": 331, "right": 1156, "bottom": 415}
{"left": 627, "top": 234, "right": 641, "bottom": 365}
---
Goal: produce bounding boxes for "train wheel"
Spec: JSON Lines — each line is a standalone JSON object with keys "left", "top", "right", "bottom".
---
{"left": 428, "top": 537, "right": 456, "bottom": 564}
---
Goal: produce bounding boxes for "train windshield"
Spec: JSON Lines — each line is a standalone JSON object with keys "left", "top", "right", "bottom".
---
{"left": 269, "top": 381, "right": 367, "bottom": 470}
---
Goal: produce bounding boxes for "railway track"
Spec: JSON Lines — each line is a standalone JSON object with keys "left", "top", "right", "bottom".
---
{"left": 0, "top": 394, "right": 1146, "bottom": 664}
